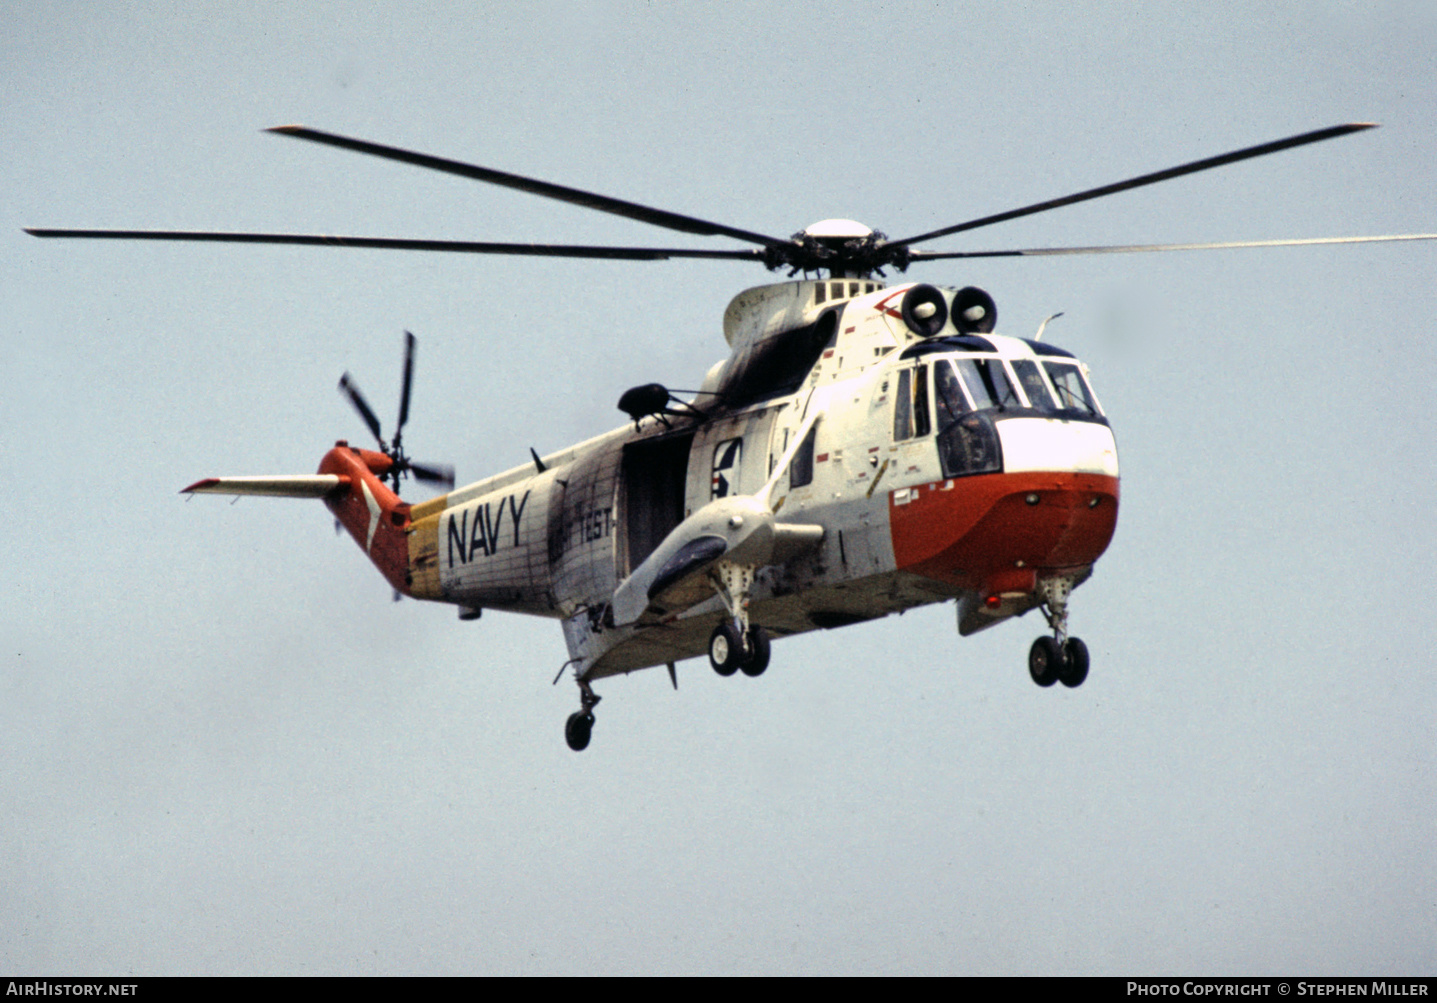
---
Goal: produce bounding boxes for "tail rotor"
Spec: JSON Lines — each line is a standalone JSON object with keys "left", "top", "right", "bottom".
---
{"left": 338, "top": 331, "right": 455, "bottom": 493}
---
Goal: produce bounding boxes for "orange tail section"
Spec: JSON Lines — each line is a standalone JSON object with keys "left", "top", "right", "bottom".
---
{"left": 318, "top": 441, "right": 416, "bottom": 595}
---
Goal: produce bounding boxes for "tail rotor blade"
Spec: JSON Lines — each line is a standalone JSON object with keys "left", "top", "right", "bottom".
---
{"left": 396, "top": 330, "right": 416, "bottom": 446}
{"left": 339, "top": 334, "right": 451, "bottom": 493}
{"left": 409, "top": 461, "right": 456, "bottom": 490}
{"left": 338, "top": 372, "right": 383, "bottom": 443}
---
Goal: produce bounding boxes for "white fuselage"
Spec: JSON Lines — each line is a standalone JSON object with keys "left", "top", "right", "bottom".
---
{"left": 389, "top": 280, "right": 1119, "bottom": 680}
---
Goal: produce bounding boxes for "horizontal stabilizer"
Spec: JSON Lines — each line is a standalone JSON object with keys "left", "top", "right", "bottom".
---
{"left": 181, "top": 475, "right": 350, "bottom": 498}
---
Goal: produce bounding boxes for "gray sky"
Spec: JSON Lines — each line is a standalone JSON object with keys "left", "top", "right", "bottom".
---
{"left": 3, "top": 1, "right": 1434, "bottom": 975}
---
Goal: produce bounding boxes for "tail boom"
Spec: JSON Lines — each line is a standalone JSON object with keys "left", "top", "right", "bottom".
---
{"left": 185, "top": 441, "right": 452, "bottom": 599}
{"left": 317, "top": 443, "right": 419, "bottom": 595}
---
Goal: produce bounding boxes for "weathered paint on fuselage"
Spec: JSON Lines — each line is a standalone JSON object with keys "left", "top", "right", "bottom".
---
{"left": 339, "top": 279, "right": 1120, "bottom": 681}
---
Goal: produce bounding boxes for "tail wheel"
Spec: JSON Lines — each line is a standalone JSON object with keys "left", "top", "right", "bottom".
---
{"left": 709, "top": 621, "right": 743, "bottom": 677}
{"left": 740, "top": 627, "right": 771, "bottom": 677}
{"left": 1029, "top": 636, "right": 1061, "bottom": 687}
{"left": 565, "top": 711, "right": 593, "bottom": 751}
{"left": 1059, "top": 637, "right": 1089, "bottom": 688}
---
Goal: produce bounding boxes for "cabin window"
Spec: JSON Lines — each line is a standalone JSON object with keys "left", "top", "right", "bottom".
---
{"left": 893, "top": 369, "right": 911, "bottom": 440}
{"left": 1043, "top": 361, "right": 1102, "bottom": 415}
{"left": 814, "top": 283, "right": 826, "bottom": 305}
{"left": 1011, "top": 359, "right": 1057, "bottom": 410}
{"left": 789, "top": 425, "right": 817, "bottom": 488}
{"left": 892, "top": 365, "right": 932, "bottom": 441}
{"left": 711, "top": 438, "right": 743, "bottom": 499}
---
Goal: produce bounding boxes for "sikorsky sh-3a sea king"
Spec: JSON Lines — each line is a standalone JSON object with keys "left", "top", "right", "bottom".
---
{"left": 28, "top": 123, "right": 1437, "bottom": 749}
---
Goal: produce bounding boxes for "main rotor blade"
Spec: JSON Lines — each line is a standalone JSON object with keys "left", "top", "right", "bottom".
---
{"left": 338, "top": 373, "right": 383, "bottom": 443}
{"left": 891, "top": 123, "right": 1379, "bottom": 249}
{"left": 24, "top": 229, "right": 767, "bottom": 261}
{"left": 905, "top": 232, "right": 1437, "bottom": 261}
{"left": 396, "top": 330, "right": 416, "bottom": 446}
{"left": 266, "top": 125, "right": 788, "bottom": 249}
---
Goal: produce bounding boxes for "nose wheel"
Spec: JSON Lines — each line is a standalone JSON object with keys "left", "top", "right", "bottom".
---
{"left": 1029, "top": 576, "right": 1090, "bottom": 689}
{"left": 1029, "top": 636, "right": 1061, "bottom": 687}
{"left": 1058, "top": 636, "right": 1088, "bottom": 687}
{"left": 1029, "top": 635, "right": 1088, "bottom": 688}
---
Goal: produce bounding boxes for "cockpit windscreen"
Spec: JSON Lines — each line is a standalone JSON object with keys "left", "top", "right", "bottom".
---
{"left": 1042, "top": 361, "right": 1102, "bottom": 416}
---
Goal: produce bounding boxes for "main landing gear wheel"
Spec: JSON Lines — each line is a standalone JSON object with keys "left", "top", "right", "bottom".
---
{"left": 740, "top": 627, "right": 770, "bottom": 677}
{"left": 710, "top": 622, "right": 771, "bottom": 677}
{"left": 565, "top": 711, "right": 594, "bottom": 751}
{"left": 1059, "top": 637, "right": 1089, "bottom": 688}
{"left": 1029, "top": 636, "right": 1061, "bottom": 688}
{"left": 709, "top": 621, "right": 744, "bottom": 677}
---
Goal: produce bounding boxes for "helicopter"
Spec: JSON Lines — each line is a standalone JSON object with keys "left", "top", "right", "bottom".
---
{"left": 26, "top": 123, "right": 1437, "bottom": 751}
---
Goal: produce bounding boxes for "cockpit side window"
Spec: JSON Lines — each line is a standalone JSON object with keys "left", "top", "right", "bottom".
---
{"left": 1043, "top": 362, "right": 1102, "bottom": 415}
{"left": 1010, "top": 359, "right": 1057, "bottom": 411}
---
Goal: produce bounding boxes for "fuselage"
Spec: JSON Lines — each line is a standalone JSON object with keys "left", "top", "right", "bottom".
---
{"left": 325, "top": 279, "right": 1120, "bottom": 680}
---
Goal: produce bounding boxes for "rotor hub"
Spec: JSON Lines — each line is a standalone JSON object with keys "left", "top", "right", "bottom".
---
{"left": 799, "top": 219, "right": 874, "bottom": 240}
{"left": 787, "top": 220, "right": 892, "bottom": 277}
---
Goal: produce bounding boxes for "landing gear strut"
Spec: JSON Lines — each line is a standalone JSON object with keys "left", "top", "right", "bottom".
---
{"left": 1029, "top": 576, "right": 1090, "bottom": 689}
{"left": 564, "top": 677, "right": 601, "bottom": 751}
{"left": 706, "top": 559, "right": 770, "bottom": 679}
